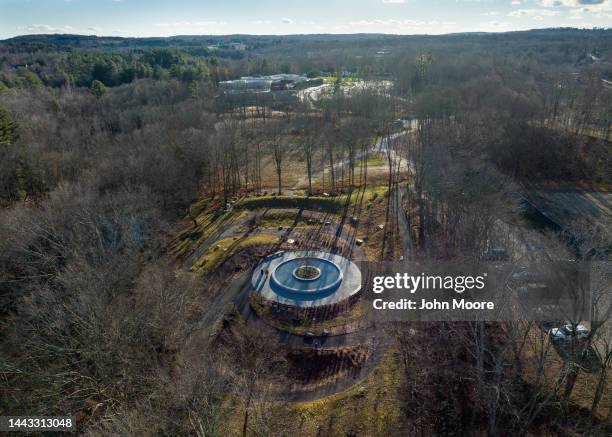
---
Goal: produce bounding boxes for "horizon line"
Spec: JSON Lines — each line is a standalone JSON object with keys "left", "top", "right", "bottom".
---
{"left": 2, "top": 26, "right": 611, "bottom": 42}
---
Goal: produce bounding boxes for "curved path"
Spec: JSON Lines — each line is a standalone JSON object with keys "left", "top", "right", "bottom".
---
{"left": 187, "top": 205, "right": 390, "bottom": 401}
{"left": 235, "top": 270, "right": 391, "bottom": 402}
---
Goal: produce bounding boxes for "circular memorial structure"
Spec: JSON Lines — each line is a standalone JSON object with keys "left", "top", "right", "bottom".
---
{"left": 252, "top": 250, "right": 361, "bottom": 308}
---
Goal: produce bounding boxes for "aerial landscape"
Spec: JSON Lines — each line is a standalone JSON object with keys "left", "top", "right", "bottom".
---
{"left": 0, "top": 0, "right": 611, "bottom": 436}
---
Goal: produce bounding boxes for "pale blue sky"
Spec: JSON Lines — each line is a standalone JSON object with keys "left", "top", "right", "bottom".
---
{"left": 1, "top": 0, "right": 610, "bottom": 39}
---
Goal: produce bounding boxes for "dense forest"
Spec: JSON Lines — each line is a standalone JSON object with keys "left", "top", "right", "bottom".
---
{"left": 0, "top": 29, "right": 611, "bottom": 435}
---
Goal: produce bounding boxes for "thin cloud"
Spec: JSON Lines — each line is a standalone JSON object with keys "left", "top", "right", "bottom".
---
{"left": 540, "top": 0, "right": 607, "bottom": 6}
{"left": 479, "top": 20, "right": 512, "bottom": 29}
{"left": 348, "top": 18, "right": 455, "bottom": 31}
{"left": 539, "top": 0, "right": 612, "bottom": 15}
{"left": 20, "top": 24, "right": 74, "bottom": 33}
{"left": 153, "top": 21, "right": 226, "bottom": 28}
{"left": 509, "top": 9, "right": 560, "bottom": 17}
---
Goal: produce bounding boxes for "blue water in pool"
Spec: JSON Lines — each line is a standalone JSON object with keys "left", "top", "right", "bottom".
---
{"left": 270, "top": 257, "right": 343, "bottom": 298}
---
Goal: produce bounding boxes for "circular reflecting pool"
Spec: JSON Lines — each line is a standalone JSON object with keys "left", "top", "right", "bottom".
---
{"left": 270, "top": 256, "right": 343, "bottom": 299}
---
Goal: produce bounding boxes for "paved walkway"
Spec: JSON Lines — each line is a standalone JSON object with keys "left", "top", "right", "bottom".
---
{"left": 253, "top": 250, "right": 362, "bottom": 307}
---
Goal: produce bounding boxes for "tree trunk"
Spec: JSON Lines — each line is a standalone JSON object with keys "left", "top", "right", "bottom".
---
{"left": 591, "top": 366, "right": 607, "bottom": 415}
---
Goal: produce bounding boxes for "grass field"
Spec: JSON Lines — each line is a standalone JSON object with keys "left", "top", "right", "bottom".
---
{"left": 175, "top": 185, "right": 390, "bottom": 264}
{"left": 236, "top": 195, "right": 346, "bottom": 213}
{"left": 220, "top": 346, "right": 404, "bottom": 436}
{"left": 283, "top": 346, "right": 404, "bottom": 435}
{"left": 191, "top": 234, "right": 279, "bottom": 275}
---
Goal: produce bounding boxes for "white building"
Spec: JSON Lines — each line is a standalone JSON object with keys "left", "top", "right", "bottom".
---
{"left": 219, "top": 74, "right": 307, "bottom": 93}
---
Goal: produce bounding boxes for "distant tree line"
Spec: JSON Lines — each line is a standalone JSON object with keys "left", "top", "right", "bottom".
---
{"left": 0, "top": 47, "right": 222, "bottom": 89}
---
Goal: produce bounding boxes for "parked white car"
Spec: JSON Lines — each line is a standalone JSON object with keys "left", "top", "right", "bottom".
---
{"left": 549, "top": 324, "right": 590, "bottom": 341}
